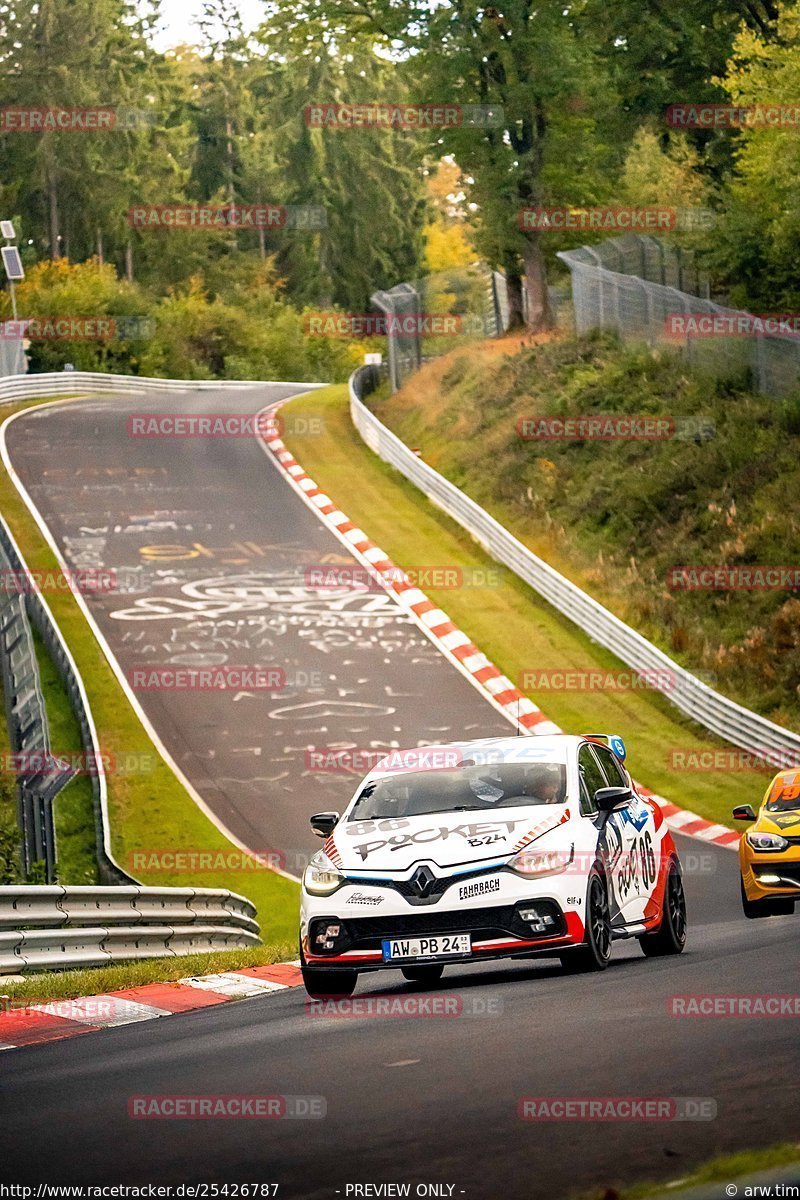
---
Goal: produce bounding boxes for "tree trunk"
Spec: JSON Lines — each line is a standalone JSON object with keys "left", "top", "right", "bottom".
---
{"left": 96, "top": 228, "right": 104, "bottom": 264}
{"left": 523, "top": 234, "right": 554, "bottom": 332}
{"left": 125, "top": 242, "right": 134, "bottom": 282}
{"left": 504, "top": 266, "right": 525, "bottom": 331}
{"left": 47, "top": 165, "right": 61, "bottom": 260}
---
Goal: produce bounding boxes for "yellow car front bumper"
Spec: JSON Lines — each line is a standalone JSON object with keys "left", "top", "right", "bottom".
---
{"left": 740, "top": 840, "right": 800, "bottom": 903}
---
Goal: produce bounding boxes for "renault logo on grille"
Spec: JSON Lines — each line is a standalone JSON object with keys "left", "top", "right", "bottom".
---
{"left": 409, "top": 865, "right": 437, "bottom": 898}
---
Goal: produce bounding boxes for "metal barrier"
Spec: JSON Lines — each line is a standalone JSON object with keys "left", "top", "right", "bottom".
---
{"left": 557, "top": 233, "right": 800, "bottom": 398}
{"left": 0, "top": 513, "right": 131, "bottom": 884}
{"left": 0, "top": 884, "right": 259, "bottom": 973}
{"left": 0, "top": 536, "right": 76, "bottom": 880}
{"left": 0, "top": 371, "right": 321, "bottom": 407}
{"left": 349, "top": 366, "right": 800, "bottom": 763}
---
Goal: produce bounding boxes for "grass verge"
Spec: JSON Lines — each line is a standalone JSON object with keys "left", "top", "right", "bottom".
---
{"left": 0, "top": 396, "right": 298, "bottom": 943}
{"left": 578, "top": 1142, "right": 800, "bottom": 1200}
{"left": 0, "top": 939, "right": 295, "bottom": 1004}
{"left": 371, "top": 333, "right": 800, "bottom": 731}
{"left": 283, "top": 385, "right": 769, "bottom": 828}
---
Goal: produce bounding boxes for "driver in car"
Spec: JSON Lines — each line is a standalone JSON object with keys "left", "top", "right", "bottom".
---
{"left": 525, "top": 765, "right": 562, "bottom": 804}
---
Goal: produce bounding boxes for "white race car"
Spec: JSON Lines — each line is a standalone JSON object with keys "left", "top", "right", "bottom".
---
{"left": 299, "top": 733, "right": 686, "bottom": 996}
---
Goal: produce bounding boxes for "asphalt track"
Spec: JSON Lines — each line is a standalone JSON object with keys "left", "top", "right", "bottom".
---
{"left": 3, "top": 385, "right": 512, "bottom": 874}
{"left": 2, "top": 385, "right": 799, "bottom": 1196}
{"left": 2, "top": 841, "right": 799, "bottom": 1197}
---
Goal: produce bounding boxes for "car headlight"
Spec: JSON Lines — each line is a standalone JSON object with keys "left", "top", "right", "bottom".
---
{"left": 508, "top": 844, "right": 574, "bottom": 878}
{"left": 303, "top": 851, "right": 345, "bottom": 896}
{"left": 746, "top": 831, "right": 789, "bottom": 853}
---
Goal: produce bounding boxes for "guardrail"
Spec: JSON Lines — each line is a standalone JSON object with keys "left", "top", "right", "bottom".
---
{"left": 0, "top": 371, "right": 322, "bottom": 406}
{"left": 0, "top": 513, "right": 132, "bottom": 884}
{"left": 0, "top": 884, "right": 259, "bottom": 973}
{"left": 0, "top": 531, "right": 77, "bottom": 880}
{"left": 349, "top": 366, "right": 800, "bottom": 763}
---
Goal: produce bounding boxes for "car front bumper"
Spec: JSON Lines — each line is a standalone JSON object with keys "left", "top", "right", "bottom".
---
{"left": 300, "top": 871, "right": 586, "bottom": 970}
{"left": 740, "top": 841, "right": 800, "bottom": 903}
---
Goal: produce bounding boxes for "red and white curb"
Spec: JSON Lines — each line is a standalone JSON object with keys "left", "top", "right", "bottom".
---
{"left": 0, "top": 962, "right": 303, "bottom": 1051}
{"left": 257, "top": 404, "right": 739, "bottom": 854}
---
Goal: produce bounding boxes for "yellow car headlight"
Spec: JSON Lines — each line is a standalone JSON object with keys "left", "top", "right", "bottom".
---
{"left": 746, "top": 831, "right": 789, "bottom": 852}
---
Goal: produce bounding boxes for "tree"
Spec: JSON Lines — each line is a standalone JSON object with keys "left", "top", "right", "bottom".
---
{"left": 250, "top": 14, "right": 428, "bottom": 308}
{"left": 709, "top": 1, "right": 800, "bottom": 309}
{"left": 261, "top": 0, "right": 616, "bottom": 330}
{"left": 422, "top": 158, "right": 475, "bottom": 272}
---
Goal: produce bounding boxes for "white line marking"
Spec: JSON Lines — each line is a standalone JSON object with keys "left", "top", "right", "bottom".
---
{"left": 32, "top": 996, "right": 172, "bottom": 1026}
{"left": 178, "top": 972, "right": 288, "bottom": 997}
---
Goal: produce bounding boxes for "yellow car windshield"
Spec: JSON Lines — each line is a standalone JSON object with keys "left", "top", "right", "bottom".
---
{"left": 765, "top": 774, "right": 800, "bottom": 812}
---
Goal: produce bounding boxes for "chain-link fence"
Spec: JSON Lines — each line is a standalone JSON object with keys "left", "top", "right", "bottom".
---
{"left": 371, "top": 262, "right": 576, "bottom": 392}
{"left": 558, "top": 233, "right": 800, "bottom": 398}
{"left": 371, "top": 262, "right": 503, "bottom": 392}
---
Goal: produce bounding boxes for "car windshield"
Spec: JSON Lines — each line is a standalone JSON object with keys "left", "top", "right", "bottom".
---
{"left": 349, "top": 762, "right": 567, "bottom": 820}
{"left": 765, "top": 775, "right": 800, "bottom": 813}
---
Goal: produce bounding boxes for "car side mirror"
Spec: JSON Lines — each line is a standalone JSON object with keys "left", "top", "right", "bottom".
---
{"left": 595, "top": 786, "right": 632, "bottom": 813}
{"left": 732, "top": 804, "right": 756, "bottom": 821}
{"left": 310, "top": 811, "right": 339, "bottom": 838}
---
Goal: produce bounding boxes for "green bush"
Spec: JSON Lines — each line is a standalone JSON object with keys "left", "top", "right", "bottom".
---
{"left": 1, "top": 257, "right": 367, "bottom": 383}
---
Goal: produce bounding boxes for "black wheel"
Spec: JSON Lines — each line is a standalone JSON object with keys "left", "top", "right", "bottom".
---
{"left": 640, "top": 859, "right": 687, "bottom": 956}
{"left": 560, "top": 870, "right": 612, "bottom": 973}
{"left": 401, "top": 964, "right": 444, "bottom": 985}
{"left": 740, "top": 880, "right": 795, "bottom": 919}
{"left": 301, "top": 965, "right": 358, "bottom": 998}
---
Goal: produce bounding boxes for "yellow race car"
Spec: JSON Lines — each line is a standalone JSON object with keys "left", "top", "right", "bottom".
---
{"left": 734, "top": 769, "right": 800, "bottom": 918}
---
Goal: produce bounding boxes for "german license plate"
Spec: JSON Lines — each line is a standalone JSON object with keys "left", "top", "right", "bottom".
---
{"left": 381, "top": 934, "right": 471, "bottom": 961}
